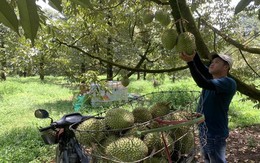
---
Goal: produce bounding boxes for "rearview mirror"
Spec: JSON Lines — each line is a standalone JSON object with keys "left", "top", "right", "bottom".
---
{"left": 34, "top": 109, "right": 49, "bottom": 118}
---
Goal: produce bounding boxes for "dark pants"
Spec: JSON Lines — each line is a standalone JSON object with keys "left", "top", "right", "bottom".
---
{"left": 200, "top": 134, "right": 227, "bottom": 163}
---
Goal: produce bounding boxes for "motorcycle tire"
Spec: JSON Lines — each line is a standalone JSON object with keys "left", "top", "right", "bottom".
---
{"left": 56, "top": 146, "right": 81, "bottom": 163}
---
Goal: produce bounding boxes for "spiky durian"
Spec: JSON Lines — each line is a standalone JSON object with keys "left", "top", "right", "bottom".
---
{"left": 105, "top": 137, "right": 148, "bottom": 162}
{"left": 176, "top": 32, "right": 196, "bottom": 55}
{"left": 161, "top": 28, "right": 178, "bottom": 50}
{"left": 105, "top": 108, "right": 135, "bottom": 130}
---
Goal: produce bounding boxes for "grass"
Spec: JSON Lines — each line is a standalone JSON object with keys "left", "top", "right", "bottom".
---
{"left": 0, "top": 76, "right": 259, "bottom": 162}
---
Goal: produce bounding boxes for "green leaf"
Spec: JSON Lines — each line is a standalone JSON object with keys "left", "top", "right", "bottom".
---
{"left": 234, "top": 0, "right": 254, "bottom": 15}
{"left": 70, "top": 0, "right": 94, "bottom": 9}
{"left": 17, "top": 0, "right": 40, "bottom": 46}
{"left": 49, "top": 0, "right": 63, "bottom": 12}
{"left": 0, "top": 0, "right": 19, "bottom": 34}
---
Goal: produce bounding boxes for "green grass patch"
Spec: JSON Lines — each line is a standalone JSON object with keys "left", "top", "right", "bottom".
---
{"left": 0, "top": 76, "right": 259, "bottom": 162}
{"left": 229, "top": 94, "right": 260, "bottom": 129}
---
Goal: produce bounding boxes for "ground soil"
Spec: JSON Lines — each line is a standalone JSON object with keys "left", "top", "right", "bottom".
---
{"left": 195, "top": 125, "right": 260, "bottom": 163}
{"left": 226, "top": 125, "right": 260, "bottom": 163}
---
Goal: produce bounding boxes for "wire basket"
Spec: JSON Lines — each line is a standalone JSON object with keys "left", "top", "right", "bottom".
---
{"left": 72, "top": 91, "right": 205, "bottom": 163}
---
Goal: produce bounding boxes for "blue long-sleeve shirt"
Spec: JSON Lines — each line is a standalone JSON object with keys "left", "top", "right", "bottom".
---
{"left": 187, "top": 53, "right": 237, "bottom": 137}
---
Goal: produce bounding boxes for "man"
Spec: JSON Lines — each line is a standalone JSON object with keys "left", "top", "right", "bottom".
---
{"left": 179, "top": 51, "right": 237, "bottom": 163}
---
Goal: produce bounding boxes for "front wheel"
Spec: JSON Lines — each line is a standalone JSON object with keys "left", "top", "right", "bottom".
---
{"left": 56, "top": 146, "right": 80, "bottom": 163}
{"left": 56, "top": 146, "right": 67, "bottom": 163}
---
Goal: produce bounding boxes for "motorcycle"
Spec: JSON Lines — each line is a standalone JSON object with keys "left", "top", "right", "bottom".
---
{"left": 34, "top": 109, "right": 102, "bottom": 163}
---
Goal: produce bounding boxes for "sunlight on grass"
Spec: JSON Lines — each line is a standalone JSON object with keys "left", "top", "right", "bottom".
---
{"left": 229, "top": 93, "right": 260, "bottom": 129}
{"left": 0, "top": 76, "right": 259, "bottom": 162}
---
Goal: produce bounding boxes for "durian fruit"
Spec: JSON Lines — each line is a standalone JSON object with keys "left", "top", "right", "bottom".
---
{"left": 164, "top": 111, "right": 187, "bottom": 121}
{"left": 75, "top": 118, "right": 105, "bottom": 146}
{"left": 157, "top": 133, "right": 174, "bottom": 157}
{"left": 143, "top": 132, "right": 162, "bottom": 153}
{"left": 142, "top": 10, "right": 154, "bottom": 24}
{"left": 124, "top": 124, "right": 148, "bottom": 138}
{"left": 98, "top": 134, "right": 119, "bottom": 154}
{"left": 149, "top": 120, "right": 163, "bottom": 129}
{"left": 143, "top": 132, "right": 174, "bottom": 155}
{"left": 150, "top": 101, "right": 171, "bottom": 118}
{"left": 164, "top": 112, "right": 195, "bottom": 154}
{"left": 132, "top": 107, "right": 152, "bottom": 123}
{"left": 105, "top": 108, "right": 135, "bottom": 130}
{"left": 105, "top": 137, "right": 148, "bottom": 162}
{"left": 155, "top": 10, "right": 171, "bottom": 26}
{"left": 161, "top": 28, "right": 178, "bottom": 50}
{"left": 175, "top": 32, "right": 196, "bottom": 55}
{"left": 121, "top": 76, "right": 130, "bottom": 87}
{"left": 174, "top": 129, "right": 195, "bottom": 154}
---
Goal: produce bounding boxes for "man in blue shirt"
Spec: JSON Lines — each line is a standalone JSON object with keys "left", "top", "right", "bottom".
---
{"left": 180, "top": 51, "right": 237, "bottom": 163}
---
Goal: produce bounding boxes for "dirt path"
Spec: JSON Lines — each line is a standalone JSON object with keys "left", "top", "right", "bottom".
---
{"left": 194, "top": 125, "right": 260, "bottom": 163}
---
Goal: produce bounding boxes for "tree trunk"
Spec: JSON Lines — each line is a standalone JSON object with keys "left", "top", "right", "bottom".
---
{"left": 143, "top": 64, "right": 147, "bottom": 80}
{"left": 39, "top": 55, "right": 45, "bottom": 81}
{"left": 106, "top": 12, "right": 113, "bottom": 81}
{"left": 106, "top": 37, "right": 113, "bottom": 81}
{"left": 0, "top": 71, "right": 6, "bottom": 81}
{"left": 0, "top": 41, "right": 7, "bottom": 81}
{"left": 81, "top": 62, "right": 86, "bottom": 73}
{"left": 137, "top": 72, "right": 140, "bottom": 80}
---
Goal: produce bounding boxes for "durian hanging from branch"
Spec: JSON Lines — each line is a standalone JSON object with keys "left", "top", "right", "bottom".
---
{"left": 142, "top": 9, "right": 154, "bottom": 24}
{"left": 154, "top": 9, "right": 171, "bottom": 27}
{"left": 161, "top": 28, "right": 178, "bottom": 50}
{"left": 175, "top": 18, "right": 196, "bottom": 55}
{"left": 120, "top": 70, "right": 130, "bottom": 87}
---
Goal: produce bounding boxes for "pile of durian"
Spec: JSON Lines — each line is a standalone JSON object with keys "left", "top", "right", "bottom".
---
{"left": 75, "top": 101, "right": 195, "bottom": 162}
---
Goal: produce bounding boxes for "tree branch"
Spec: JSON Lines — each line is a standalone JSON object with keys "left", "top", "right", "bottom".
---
{"left": 56, "top": 39, "right": 188, "bottom": 73}
{"left": 201, "top": 18, "right": 260, "bottom": 55}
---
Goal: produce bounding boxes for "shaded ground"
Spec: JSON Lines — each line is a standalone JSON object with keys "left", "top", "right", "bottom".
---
{"left": 226, "top": 125, "right": 260, "bottom": 163}
{"left": 195, "top": 125, "right": 260, "bottom": 163}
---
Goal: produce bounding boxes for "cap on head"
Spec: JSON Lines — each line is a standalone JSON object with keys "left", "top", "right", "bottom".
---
{"left": 211, "top": 52, "right": 233, "bottom": 69}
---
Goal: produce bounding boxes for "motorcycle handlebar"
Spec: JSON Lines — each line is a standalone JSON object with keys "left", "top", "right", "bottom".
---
{"left": 81, "top": 115, "right": 104, "bottom": 121}
{"left": 38, "top": 123, "right": 57, "bottom": 132}
{"left": 38, "top": 115, "right": 104, "bottom": 132}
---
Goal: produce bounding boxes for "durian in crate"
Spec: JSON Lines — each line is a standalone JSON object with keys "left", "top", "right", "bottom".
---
{"left": 105, "top": 137, "right": 149, "bottom": 162}
{"left": 132, "top": 106, "right": 153, "bottom": 123}
{"left": 143, "top": 132, "right": 174, "bottom": 156}
{"left": 75, "top": 118, "right": 105, "bottom": 146}
{"left": 150, "top": 101, "right": 172, "bottom": 118}
{"left": 105, "top": 108, "right": 135, "bottom": 130}
{"left": 164, "top": 111, "right": 195, "bottom": 156}
{"left": 75, "top": 90, "right": 201, "bottom": 162}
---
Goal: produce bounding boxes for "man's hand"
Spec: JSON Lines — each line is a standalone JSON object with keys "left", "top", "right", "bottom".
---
{"left": 179, "top": 51, "right": 196, "bottom": 62}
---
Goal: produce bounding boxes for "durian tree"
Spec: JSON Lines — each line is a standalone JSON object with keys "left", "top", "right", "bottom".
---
{"left": 0, "top": 0, "right": 259, "bottom": 102}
